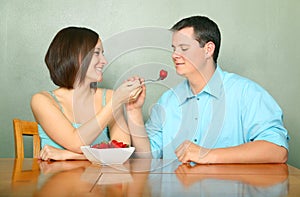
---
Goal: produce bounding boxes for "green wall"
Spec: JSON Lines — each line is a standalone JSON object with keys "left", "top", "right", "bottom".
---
{"left": 1, "top": 0, "right": 299, "bottom": 167}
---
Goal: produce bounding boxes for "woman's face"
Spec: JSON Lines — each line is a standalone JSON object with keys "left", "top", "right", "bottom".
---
{"left": 85, "top": 39, "right": 107, "bottom": 83}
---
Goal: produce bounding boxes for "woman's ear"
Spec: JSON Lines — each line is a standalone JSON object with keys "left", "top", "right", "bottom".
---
{"left": 204, "top": 41, "right": 215, "bottom": 59}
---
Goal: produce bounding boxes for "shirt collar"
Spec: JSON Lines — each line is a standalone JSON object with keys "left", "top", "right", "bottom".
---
{"left": 202, "top": 65, "right": 224, "bottom": 98}
{"left": 174, "top": 65, "right": 225, "bottom": 106}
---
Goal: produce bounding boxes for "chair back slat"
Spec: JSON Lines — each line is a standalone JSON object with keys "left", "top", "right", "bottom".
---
{"left": 13, "top": 119, "right": 40, "bottom": 158}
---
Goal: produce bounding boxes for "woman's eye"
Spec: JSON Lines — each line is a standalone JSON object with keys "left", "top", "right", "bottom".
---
{"left": 94, "top": 51, "right": 100, "bottom": 55}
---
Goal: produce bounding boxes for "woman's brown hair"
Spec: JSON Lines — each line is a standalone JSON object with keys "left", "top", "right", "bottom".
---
{"left": 45, "top": 27, "right": 99, "bottom": 89}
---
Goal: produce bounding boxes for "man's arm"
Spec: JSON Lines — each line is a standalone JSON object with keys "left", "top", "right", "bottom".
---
{"left": 126, "top": 108, "right": 151, "bottom": 155}
{"left": 175, "top": 140, "right": 288, "bottom": 164}
{"left": 126, "top": 84, "right": 152, "bottom": 158}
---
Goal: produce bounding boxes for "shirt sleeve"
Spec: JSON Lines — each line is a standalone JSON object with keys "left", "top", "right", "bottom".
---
{"left": 241, "top": 82, "right": 289, "bottom": 150}
{"left": 145, "top": 102, "right": 165, "bottom": 159}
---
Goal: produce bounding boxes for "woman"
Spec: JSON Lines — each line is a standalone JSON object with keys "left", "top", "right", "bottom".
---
{"left": 31, "top": 27, "right": 140, "bottom": 160}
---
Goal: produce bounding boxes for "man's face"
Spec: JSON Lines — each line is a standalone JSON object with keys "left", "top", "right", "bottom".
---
{"left": 171, "top": 27, "right": 206, "bottom": 78}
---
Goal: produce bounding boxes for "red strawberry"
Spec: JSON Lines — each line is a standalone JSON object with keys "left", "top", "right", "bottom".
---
{"left": 92, "top": 140, "right": 129, "bottom": 149}
{"left": 111, "top": 140, "right": 124, "bottom": 148}
{"left": 99, "top": 143, "right": 109, "bottom": 149}
{"left": 111, "top": 140, "right": 130, "bottom": 148}
{"left": 91, "top": 144, "right": 99, "bottom": 148}
{"left": 121, "top": 143, "right": 128, "bottom": 148}
{"left": 92, "top": 141, "right": 109, "bottom": 149}
{"left": 110, "top": 140, "right": 118, "bottom": 148}
{"left": 159, "top": 69, "right": 168, "bottom": 80}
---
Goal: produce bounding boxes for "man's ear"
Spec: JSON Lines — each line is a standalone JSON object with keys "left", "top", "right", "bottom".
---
{"left": 204, "top": 41, "right": 215, "bottom": 59}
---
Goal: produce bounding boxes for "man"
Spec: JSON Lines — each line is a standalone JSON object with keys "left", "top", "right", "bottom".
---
{"left": 126, "top": 16, "right": 289, "bottom": 164}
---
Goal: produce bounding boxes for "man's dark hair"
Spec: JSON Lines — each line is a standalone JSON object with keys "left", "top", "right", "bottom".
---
{"left": 171, "top": 16, "right": 221, "bottom": 63}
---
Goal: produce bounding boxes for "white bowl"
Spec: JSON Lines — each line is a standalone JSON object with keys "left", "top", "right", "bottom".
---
{"left": 81, "top": 146, "right": 135, "bottom": 165}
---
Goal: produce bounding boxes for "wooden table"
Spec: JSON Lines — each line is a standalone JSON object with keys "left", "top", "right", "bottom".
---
{"left": 1, "top": 158, "right": 300, "bottom": 196}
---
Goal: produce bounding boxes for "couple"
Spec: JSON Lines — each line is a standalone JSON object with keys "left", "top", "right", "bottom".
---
{"left": 31, "top": 16, "right": 289, "bottom": 164}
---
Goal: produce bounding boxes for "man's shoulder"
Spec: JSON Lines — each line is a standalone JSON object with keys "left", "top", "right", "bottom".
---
{"left": 223, "top": 70, "right": 250, "bottom": 84}
{"left": 221, "top": 70, "right": 272, "bottom": 103}
{"left": 223, "top": 70, "right": 264, "bottom": 91}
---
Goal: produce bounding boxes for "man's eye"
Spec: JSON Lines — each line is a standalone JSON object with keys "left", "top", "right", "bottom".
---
{"left": 94, "top": 51, "right": 100, "bottom": 55}
{"left": 181, "top": 48, "right": 189, "bottom": 51}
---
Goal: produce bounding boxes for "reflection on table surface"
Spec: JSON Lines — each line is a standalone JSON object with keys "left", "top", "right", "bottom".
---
{"left": 1, "top": 158, "right": 300, "bottom": 196}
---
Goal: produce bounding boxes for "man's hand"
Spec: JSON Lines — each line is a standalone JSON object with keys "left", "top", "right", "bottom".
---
{"left": 175, "top": 140, "right": 214, "bottom": 164}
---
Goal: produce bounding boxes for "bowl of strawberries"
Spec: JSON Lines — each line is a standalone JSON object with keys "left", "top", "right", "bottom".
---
{"left": 81, "top": 140, "right": 135, "bottom": 165}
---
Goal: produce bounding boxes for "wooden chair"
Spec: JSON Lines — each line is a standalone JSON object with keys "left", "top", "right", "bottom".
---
{"left": 13, "top": 119, "right": 41, "bottom": 158}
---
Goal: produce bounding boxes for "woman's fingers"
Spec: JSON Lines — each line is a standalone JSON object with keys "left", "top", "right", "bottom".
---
{"left": 39, "top": 145, "right": 54, "bottom": 161}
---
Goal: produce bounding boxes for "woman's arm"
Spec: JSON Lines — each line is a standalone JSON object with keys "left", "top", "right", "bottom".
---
{"left": 39, "top": 145, "right": 87, "bottom": 161}
{"left": 31, "top": 82, "right": 140, "bottom": 154}
{"left": 106, "top": 89, "right": 131, "bottom": 145}
{"left": 31, "top": 92, "right": 116, "bottom": 153}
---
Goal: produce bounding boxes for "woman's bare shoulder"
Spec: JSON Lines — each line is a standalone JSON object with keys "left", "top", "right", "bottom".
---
{"left": 31, "top": 91, "right": 52, "bottom": 102}
{"left": 31, "top": 91, "right": 56, "bottom": 108}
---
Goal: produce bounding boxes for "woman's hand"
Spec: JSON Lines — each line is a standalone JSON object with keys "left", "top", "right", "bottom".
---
{"left": 126, "top": 76, "right": 146, "bottom": 111}
{"left": 113, "top": 79, "right": 141, "bottom": 106}
{"left": 39, "top": 145, "right": 86, "bottom": 161}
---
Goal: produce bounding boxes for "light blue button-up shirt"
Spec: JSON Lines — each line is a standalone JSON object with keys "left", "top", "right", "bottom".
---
{"left": 145, "top": 66, "right": 289, "bottom": 159}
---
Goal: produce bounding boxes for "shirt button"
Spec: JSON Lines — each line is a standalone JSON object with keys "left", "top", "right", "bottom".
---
{"left": 194, "top": 139, "right": 197, "bottom": 142}
{"left": 195, "top": 117, "right": 198, "bottom": 120}
{"left": 197, "top": 98, "right": 200, "bottom": 100}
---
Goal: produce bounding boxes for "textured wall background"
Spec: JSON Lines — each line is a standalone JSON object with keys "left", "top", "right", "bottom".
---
{"left": 1, "top": 0, "right": 299, "bottom": 167}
